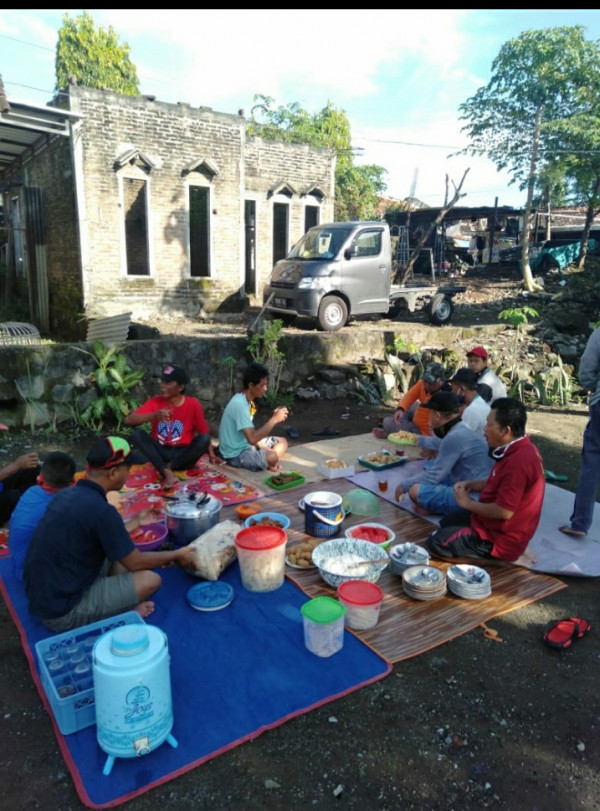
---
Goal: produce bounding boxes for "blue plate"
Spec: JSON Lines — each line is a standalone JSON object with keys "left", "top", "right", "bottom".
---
{"left": 187, "top": 581, "right": 235, "bottom": 612}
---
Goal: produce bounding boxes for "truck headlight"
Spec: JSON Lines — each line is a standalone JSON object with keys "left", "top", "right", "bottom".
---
{"left": 298, "top": 277, "right": 322, "bottom": 290}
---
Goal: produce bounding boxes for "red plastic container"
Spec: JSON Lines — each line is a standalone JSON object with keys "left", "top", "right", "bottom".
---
{"left": 337, "top": 580, "right": 384, "bottom": 630}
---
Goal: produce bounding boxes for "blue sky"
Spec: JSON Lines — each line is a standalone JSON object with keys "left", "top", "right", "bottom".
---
{"left": 2, "top": 9, "right": 600, "bottom": 209}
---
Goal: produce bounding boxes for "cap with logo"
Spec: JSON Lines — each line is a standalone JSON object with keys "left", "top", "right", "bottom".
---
{"left": 421, "top": 362, "right": 446, "bottom": 384}
{"left": 466, "top": 346, "right": 488, "bottom": 360}
{"left": 86, "top": 437, "right": 145, "bottom": 470}
{"left": 160, "top": 365, "right": 188, "bottom": 385}
{"left": 421, "top": 391, "right": 461, "bottom": 414}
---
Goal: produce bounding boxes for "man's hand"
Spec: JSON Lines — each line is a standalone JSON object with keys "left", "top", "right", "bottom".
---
{"left": 155, "top": 408, "right": 172, "bottom": 421}
{"left": 16, "top": 452, "right": 40, "bottom": 470}
{"left": 393, "top": 408, "right": 405, "bottom": 426}
{"left": 176, "top": 544, "right": 197, "bottom": 569}
{"left": 272, "top": 406, "right": 288, "bottom": 424}
{"left": 453, "top": 482, "right": 473, "bottom": 509}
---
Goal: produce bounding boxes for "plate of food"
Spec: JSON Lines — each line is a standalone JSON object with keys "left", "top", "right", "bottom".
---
{"left": 264, "top": 471, "right": 306, "bottom": 491}
{"left": 387, "top": 430, "right": 418, "bottom": 446}
{"left": 358, "top": 449, "right": 408, "bottom": 470}
{"left": 286, "top": 539, "right": 320, "bottom": 569}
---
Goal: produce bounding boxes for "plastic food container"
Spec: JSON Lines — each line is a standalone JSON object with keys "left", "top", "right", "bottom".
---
{"left": 337, "top": 580, "right": 384, "bottom": 630}
{"left": 300, "top": 596, "right": 346, "bottom": 657}
{"left": 234, "top": 525, "right": 287, "bottom": 592}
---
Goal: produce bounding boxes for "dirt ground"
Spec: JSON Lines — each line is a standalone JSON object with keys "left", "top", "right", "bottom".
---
{"left": 1, "top": 394, "right": 599, "bottom": 811}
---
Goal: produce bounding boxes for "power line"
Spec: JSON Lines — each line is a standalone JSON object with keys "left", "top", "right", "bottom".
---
{"left": 0, "top": 32, "right": 54, "bottom": 52}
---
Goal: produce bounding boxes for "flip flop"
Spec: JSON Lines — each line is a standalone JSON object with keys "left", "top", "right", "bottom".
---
{"left": 543, "top": 617, "right": 591, "bottom": 649}
{"left": 545, "top": 470, "right": 568, "bottom": 482}
{"left": 559, "top": 525, "right": 587, "bottom": 538}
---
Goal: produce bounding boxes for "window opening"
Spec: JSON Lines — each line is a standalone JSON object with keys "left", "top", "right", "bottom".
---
{"left": 123, "top": 178, "right": 149, "bottom": 276}
{"left": 189, "top": 186, "right": 210, "bottom": 277}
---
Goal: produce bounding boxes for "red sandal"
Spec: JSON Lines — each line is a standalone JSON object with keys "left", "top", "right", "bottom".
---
{"left": 543, "top": 617, "right": 591, "bottom": 649}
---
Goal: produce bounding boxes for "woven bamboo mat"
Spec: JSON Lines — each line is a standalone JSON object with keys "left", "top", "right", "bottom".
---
{"left": 228, "top": 478, "right": 567, "bottom": 664}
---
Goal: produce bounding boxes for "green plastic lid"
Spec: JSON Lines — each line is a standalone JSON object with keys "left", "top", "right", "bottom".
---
{"left": 301, "top": 596, "right": 346, "bottom": 624}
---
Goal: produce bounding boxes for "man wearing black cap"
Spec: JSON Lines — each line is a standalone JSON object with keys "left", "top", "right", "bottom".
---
{"left": 466, "top": 346, "right": 506, "bottom": 404}
{"left": 394, "top": 391, "right": 492, "bottom": 515}
{"left": 24, "top": 436, "right": 196, "bottom": 632}
{"left": 124, "top": 364, "right": 220, "bottom": 488}
{"left": 449, "top": 368, "right": 490, "bottom": 435}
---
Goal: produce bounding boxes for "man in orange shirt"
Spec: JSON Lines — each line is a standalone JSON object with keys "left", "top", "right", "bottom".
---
{"left": 374, "top": 362, "right": 446, "bottom": 438}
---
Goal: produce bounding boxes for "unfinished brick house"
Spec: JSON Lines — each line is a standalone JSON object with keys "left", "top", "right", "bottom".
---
{"left": 0, "top": 86, "right": 335, "bottom": 339}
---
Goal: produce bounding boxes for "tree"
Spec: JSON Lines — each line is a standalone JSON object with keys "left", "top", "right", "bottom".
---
{"left": 248, "top": 95, "right": 387, "bottom": 220}
{"left": 55, "top": 12, "right": 139, "bottom": 96}
{"left": 459, "top": 26, "right": 599, "bottom": 291}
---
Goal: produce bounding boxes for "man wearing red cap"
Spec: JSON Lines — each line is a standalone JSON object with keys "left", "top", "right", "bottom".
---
{"left": 466, "top": 346, "right": 507, "bottom": 404}
{"left": 124, "top": 364, "right": 220, "bottom": 488}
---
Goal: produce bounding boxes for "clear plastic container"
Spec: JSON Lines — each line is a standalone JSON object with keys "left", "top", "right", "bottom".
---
{"left": 300, "top": 596, "right": 346, "bottom": 657}
{"left": 337, "top": 580, "right": 384, "bottom": 630}
{"left": 235, "top": 526, "right": 287, "bottom": 592}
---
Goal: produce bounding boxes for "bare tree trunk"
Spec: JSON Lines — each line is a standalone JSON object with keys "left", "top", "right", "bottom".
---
{"left": 398, "top": 170, "right": 469, "bottom": 285}
{"left": 521, "top": 105, "right": 543, "bottom": 292}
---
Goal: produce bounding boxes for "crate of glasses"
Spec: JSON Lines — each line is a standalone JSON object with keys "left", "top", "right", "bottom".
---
{"left": 35, "top": 611, "right": 145, "bottom": 735}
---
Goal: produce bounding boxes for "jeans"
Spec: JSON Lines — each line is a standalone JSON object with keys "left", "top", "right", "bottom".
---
{"left": 569, "top": 400, "right": 600, "bottom": 533}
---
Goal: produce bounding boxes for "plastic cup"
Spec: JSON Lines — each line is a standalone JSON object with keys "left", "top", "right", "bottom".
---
{"left": 378, "top": 477, "right": 388, "bottom": 493}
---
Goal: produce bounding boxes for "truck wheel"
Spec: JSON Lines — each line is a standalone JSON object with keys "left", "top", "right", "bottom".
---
{"left": 387, "top": 299, "right": 404, "bottom": 319}
{"left": 316, "top": 296, "right": 348, "bottom": 332}
{"left": 428, "top": 294, "right": 454, "bottom": 326}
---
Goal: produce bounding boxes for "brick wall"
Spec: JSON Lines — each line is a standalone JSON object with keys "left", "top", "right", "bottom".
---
{"left": 63, "top": 87, "right": 336, "bottom": 321}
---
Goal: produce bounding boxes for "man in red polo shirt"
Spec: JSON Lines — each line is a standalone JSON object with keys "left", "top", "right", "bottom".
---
{"left": 426, "top": 397, "right": 545, "bottom": 562}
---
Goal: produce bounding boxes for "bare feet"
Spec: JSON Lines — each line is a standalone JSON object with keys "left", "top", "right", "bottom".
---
{"left": 135, "top": 600, "right": 155, "bottom": 618}
{"left": 162, "top": 469, "right": 179, "bottom": 489}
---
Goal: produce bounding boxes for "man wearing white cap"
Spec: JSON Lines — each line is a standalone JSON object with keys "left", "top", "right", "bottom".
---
{"left": 466, "top": 346, "right": 507, "bottom": 404}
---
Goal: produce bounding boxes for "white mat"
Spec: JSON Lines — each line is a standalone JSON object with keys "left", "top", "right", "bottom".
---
{"left": 347, "top": 469, "right": 600, "bottom": 578}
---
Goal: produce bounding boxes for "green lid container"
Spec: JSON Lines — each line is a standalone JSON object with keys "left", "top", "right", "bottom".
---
{"left": 301, "top": 596, "right": 346, "bottom": 623}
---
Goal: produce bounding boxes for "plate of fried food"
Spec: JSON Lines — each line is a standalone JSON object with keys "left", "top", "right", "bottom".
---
{"left": 387, "top": 430, "right": 418, "bottom": 445}
{"left": 358, "top": 449, "right": 408, "bottom": 470}
{"left": 286, "top": 538, "right": 322, "bottom": 569}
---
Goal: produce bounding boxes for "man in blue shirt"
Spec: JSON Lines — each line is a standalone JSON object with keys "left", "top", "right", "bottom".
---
{"left": 24, "top": 436, "right": 196, "bottom": 632}
{"left": 394, "top": 391, "right": 493, "bottom": 515}
{"left": 10, "top": 451, "right": 76, "bottom": 582}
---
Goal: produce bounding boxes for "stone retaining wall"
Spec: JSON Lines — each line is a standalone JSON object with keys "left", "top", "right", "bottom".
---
{"left": 0, "top": 324, "right": 505, "bottom": 428}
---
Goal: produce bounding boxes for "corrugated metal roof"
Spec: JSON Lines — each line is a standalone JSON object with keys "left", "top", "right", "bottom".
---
{"left": 86, "top": 313, "right": 132, "bottom": 345}
{"left": 0, "top": 96, "right": 81, "bottom": 174}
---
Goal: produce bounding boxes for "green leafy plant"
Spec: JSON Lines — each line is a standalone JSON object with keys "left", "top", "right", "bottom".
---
{"left": 498, "top": 306, "right": 539, "bottom": 382}
{"left": 14, "top": 357, "right": 49, "bottom": 433}
{"left": 246, "top": 319, "right": 293, "bottom": 407}
{"left": 74, "top": 341, "right": 145, "bottom": 431}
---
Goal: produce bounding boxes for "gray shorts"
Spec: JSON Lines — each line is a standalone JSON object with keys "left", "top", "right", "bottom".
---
{"left": 43, "top": 560, "right": 138, "bottom": 633}
{"left": 227, "top": 436, "right": 279, "bottom": 472}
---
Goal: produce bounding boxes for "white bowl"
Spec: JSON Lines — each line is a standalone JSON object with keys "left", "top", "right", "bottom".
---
{"left": 388, "top": 543, "right": 430, "bottom": 575}
{"left": 345, "top": 522, "right": 395, "bottom": 549}
{"left": 311, "top": 537, "right": 389, "bottom": 588}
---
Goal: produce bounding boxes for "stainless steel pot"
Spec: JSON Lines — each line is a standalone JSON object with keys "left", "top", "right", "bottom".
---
{"left": 164, "top": 492, "right": 222, "bottom": 544}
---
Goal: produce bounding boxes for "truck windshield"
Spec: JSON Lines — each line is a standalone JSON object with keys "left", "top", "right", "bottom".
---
{"left": 288, "top": 226, "right": 353, "bottom": 260}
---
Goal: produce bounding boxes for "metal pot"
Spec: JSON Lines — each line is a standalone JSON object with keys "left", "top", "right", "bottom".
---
{"left": 164, "top": 492, "right": 222, "bottom": 544}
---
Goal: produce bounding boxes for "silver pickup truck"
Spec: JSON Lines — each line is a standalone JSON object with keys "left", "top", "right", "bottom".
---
{"left": 263, "top": 221, "right": 465, "bottom": 331}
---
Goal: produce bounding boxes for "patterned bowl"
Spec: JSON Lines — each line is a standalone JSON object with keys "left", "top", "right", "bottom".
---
{"left": 311, "top": 537, "right": 389, "bottom": 588}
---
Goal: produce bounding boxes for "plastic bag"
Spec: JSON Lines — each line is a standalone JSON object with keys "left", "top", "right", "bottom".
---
{"left": 187, "top": 519, "right": 239, "bottom": 580}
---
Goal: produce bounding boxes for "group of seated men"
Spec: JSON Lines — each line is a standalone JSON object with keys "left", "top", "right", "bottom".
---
{"left": 2, "top": 348, "right": 545, "bottom": 634}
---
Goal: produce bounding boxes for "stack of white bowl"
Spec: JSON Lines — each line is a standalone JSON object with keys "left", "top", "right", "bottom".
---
{"left": 446, "top": 564, "right": 491, "bottom": 600}
{"left": 388, "top": 543, "right": 430, "bottom": 576}
{"left": 402, "top": 564, "right": 447, "bottom": 601}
